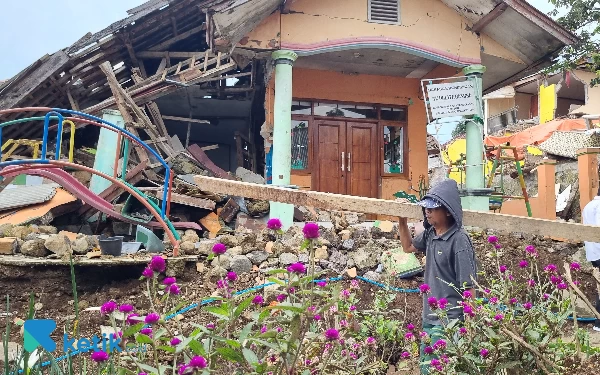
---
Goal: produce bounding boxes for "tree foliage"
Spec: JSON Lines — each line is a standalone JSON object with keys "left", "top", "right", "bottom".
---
{"left": 452, "top": 121, "right": 467, "bottom": 138}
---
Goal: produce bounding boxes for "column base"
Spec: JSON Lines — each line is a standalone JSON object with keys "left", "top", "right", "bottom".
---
{"left": 461, "top": 196, "right": 490, "bottom": 212}
{"left": 270, "top": 202, "right": 295, "bottom": 229}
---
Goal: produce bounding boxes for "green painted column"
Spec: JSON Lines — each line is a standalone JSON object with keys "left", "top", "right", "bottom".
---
{"left": 270, "top": 50, "right": 298, "bottom": 229}
{"left": 461, "top": 65, "right": 490, "bottom": 211}
{"left": 89, "top": 109, "right": 124, "bottom": 195}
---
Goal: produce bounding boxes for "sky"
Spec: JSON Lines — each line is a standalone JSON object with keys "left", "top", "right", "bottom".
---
{"left": 0, "top": 0, "right": 559, "bottom": 142}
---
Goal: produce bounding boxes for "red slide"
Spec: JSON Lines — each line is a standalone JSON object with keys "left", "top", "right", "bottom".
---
{"left": 2, "top": 166, "right": 202, "bottom": 231}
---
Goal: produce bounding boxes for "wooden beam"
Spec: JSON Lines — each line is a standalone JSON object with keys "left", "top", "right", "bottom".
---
{"left": 188, "top": 145, "right": 234, "bottom": 180}
{"left": 162, "top": 115, "right": 211, "bottom": 124}
{"left": 152, "top": 189, "right": 216, "bottom": 210}
{"left": 66, "top": 89, "right": 80, "bottom": 111}
{"left": 138, "top": 51, "right": 206, "bottom": 59}
{"left": 471, "top": 2, "right": 508, "bottom": 33}
{"left": 149, "top": 24, "right": 206, "bottom": 51}
{"left": 192, "top": 176, "right": 600, "bottom": 243}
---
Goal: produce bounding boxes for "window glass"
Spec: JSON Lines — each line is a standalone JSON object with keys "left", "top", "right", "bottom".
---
{"left": 381, "top": 106, "right": 407, "bottom": 122}
{"left": 383, "top": 126, "right": 404, "bottom": 174}
{"left": 291, "top": 101, "right": 312, "bottom": 115}
{"left": 291, "top": 120, "right": 309, "bottom": 170}
{"left": 314, "top": 102, "right": 377, "bottom": 119}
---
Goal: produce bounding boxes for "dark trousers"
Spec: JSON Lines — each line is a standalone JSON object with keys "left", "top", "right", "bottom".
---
{"left": 592, "top": 260, "right": 600, "bottom": 327}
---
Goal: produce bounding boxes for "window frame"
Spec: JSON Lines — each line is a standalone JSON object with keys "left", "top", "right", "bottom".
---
{"left": 380, "top": 120, "right": 408, "bottom": 178}
{"left": 290, "top": 115, "right": 312, "bottom": 175}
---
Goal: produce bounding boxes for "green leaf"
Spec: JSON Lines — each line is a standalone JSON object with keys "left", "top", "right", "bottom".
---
{"left": 239, "top": 322, "right": 254, "bottom": 343}
{"left": 243, "top": 348, "right": 260, "bottom": 368}
{"left": 496, "top": 361, "right": 521, "bottom": 370}
{"left": 137, "top": 364, "right": 158, "bottom": 374}
{"left": 123, "top": 323, "right": 145, "bottom": 338}
{"left": 267, "top": 278, "right": 286, "bottom": 286}
{"left": 288, "top": 315, "right": 301, "bottom": 344}
{"left": 136, "top": 334, "right": 154, "bottom": 345}
{"left": 188, "top": 339, "right": 205, "bottom": 356}
{"left": 225, "top": 339, "right": 242, "bottom": 348}
{"left": 267, "top": 303, "right": 304, "bottom": 313}
{"left": 265, "top": 269, "right": 288, "bottom": 275}
{"left": 204, "top": 305, "right": 230, "bottom": 319}
{"left": 157, "top": 345, "right": 176, "bottom": 353}
{"left": 234, "top": 296, "right": 254, "bottom": 319}
{"left": 258, "top": 309, "right": 270, "bottom": 322}
{"left": 215, "top": 347, "right": 244, "bottom": 363}
{"left": 153, "top": 328, "right": 167, "bottom": 340}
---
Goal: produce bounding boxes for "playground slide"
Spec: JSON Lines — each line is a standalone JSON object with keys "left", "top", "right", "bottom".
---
{"left": 2, "top": 166, "right": 202, "bottom": 231}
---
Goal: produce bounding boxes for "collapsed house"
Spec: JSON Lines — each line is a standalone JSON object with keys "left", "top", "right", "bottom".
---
{"left": 0, "top": 0, "right": 578, "bottom": 259}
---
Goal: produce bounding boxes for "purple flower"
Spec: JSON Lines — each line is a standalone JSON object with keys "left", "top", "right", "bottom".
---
{"left": 462, "top": 291, "right": 473, "bottom": 299}
{"left": 424, "top": 346, "right": 434, "bottom": 355}
{"left": 206, "top": 323, "right": 215, "bottom": 330}
{"left": 261, "top": 326, "right": 267, "bottom": 334}
{"left": 401, "top": 351, "right": 411, "bottom": 359}
{"left": 91, "top": 351, "right": 109, "bottom": 362}
{"left": 405, "top": 332, "right": 415, "bottom": 341}
{"left": 140, "top": 328, "right": 152, "bottom": 336}
{"left": 150, "top": 256, "right": 166, "bottom": 273}
{"left": 302, "top": 222, "right": 320, "bottom": 239}
{"left": 431, "top": 358, "right": 441, "bottom": 367}
{"left": 119, "top": 304, "right": 134, "bottom": 313}
{"left": 433, "top": 339, "right": 447, "bottom": 350}
{"left": 366, "top": 337, "right": 376, "bottom": 345}
{"left": 189, "top": 356, "right": 208, "bottom": 369}
{"left": 489, "top": 297, "right": 499, "bottom": 304}
{"left": 523, "top": 302, "right": 533, "bottom": 310}
{"left": 168, "top": 284, "right": 181, "bottom": 295}
{"left": 427, "top": 297, "right": 438, "bottom": 309}
{"left": 349, "top": 305, "right": 356, "bottom": 311}
{"left": 178, "top": 365, "right": 190, "bottom": 375}
{"left": 226, "top": 272, "right": 237, "bottom": 282}
{"left": 324, "top": 328, "right": 339, "bottom": 341}
{"left": 459, "top": 327, "right": 468, "bottom": 335}
{"left": 217, "top": 279, "right": 227, "bottom": 289}
{"left": 340, "top": 289, "right": 350, "bottom": 299}
{"left": 317, "top": 281, "right": 327, "bottom": 287}
{"left": 252, "top": 295, "right": 264, "bottom": 305}
{"left": 419, "top": 284, "right": 431, "bottom": 294}
{"left": 494, "top": 244, "right": 502, "bottom": 249}
{"left": 527, "top": 279, "right": 536, "bottom": 288}
{"left": 525, "top": 245, "right": 537, "bottom": 256}
{"left": 142, "top": 268, "right": 154, "bottom": 278}
{"left": 438, "top": 298, "right": 448, "bottom": 310}
{"left": 170, "top": 337, "right": 182, "bottom": 346}
{"left": 163, "top": 277, "right": 176, "bottom": 285}
{"left": 407, "top": 323, "right": 415, "bottom": 331}
{"left": 276, "top": 294, "right": 286, "bottom": 302}
{"left": 543, "top": 293, "right": 550, "bottom": 301}
{"left": 126, "top": 313, "right": 139, "bottom": 325}
{"left": 509, "top": 298, "right": 518, "bottom": 305}
{"left": 550, "top": 275, "right": 562, "bottom": 285}
{"left": 499, "top": 265, "right": 508, "bottom": 273}
{"left": 267, "top": 218, "right": 282, "bottom": 230}
{"left": 519, "top": 260, "right": 529, "bottom": 268}
{"left": 340, "top": 320, "right": 349, "bottom": 328}
{"left": 544, "top": 264, "right": 557, "bottom": 273}
{"left": 288, "top": 287, "right": 296, "bottom": 294}
{"left": 287, "top": 262, "right": 306, "bottom": 274}
{"left": 100, "top": 301, "right": 118, "bottom": 315}
{"left": 313, "top": 314, "right": 321, "bottom": 321}
{"left": 557, "top": 282, "right": 568, "bottom": 290}
{"left": 350, "top": 280, "right": 359, "bottom": 289}
{"left": 480, "top": 348, "right": 489, "bottom": 358}
{"left": 212, "top": 243, "right": 227, "bottom": 255}
{"left": 494, "top": 314, "right": 503, "bottom": 321}
{"left": 488, "top": 235, "right": 498, "bottom": 243}
{"left": 463, "top": 305, "right": 475, "bottom": 317}
{"left": 570, "top": 262, "right": 581, "bottom": 271}
{"left": 145, "top": 313, "right": 160, "bottom": 324}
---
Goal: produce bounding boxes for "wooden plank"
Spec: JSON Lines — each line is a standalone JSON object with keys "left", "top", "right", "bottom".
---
{"left": 138, "top": 51, "right": 205, "bottom": 59}
{"left": 148, "top": 24, "right": 206, "bottom": 51}
{"left": 471, "top": 2, "right": 508, "bottom": 33}
{"left": 187, "top": 144, "right": 234, "bottom": 180}
{"left": 0, "top": 255, "right": 199, "bottom": 267}
{"left": 162, "top": 115, "right": 211, "bottom": 124}
{"left": 150, "top": 189, "right": 216, "bottom": 210}
{"left": 192, "top": 176, "right": 600, "bottom": 243}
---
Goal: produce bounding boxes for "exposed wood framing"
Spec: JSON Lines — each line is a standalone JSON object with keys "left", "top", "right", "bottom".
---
{"left": 187, "top": 144, "right": 234, "bottom": 180}
{"left": 192, "top": 176, "right": 600, "bottom": 243}
{"left": 162, "top": 115, "right": 211, "bottom": 124}
{"left": 138, "top": 51, "right": 206, "bottom": 59}
{"left": 471, "top": 2, "right": 508, "bottom": 33}
{"left": 148, "top": 24, "right": 206, "bottom": 51}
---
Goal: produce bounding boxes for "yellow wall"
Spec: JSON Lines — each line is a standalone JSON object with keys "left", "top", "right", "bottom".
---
{"left": 539, "top": 84, "right": 557, "bottom": 124}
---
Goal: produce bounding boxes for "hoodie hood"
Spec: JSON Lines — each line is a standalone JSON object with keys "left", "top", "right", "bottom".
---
{"left": 421, "top": 179, "right": 463, "bottom": 228}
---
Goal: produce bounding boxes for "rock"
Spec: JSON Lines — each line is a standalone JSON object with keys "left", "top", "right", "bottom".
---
{"left": 230, "top": 255, "right": 253, "bottom": 274}
{"left": 196, "top": 262, "right": 206, "bottom": 273}
{"left": 218, "top": 235, "right": 239, "bottom": 248}
{"left": 317, "top": 211, "right": 331, "bottom": 222}
{"left": 21, "top": 240, "right": 49, "bottom": 257}
{"left": 329, "top": 250, "right": 347, "bottom": 267}
{"left": 371, "top": 226, "right": 397, "bottom": 240}
{"left": 182, "top": 230, "right": 200, "bottom": 243}
{"left": 72, "top": 238, "right": 90, "bottom": 255}
{"left": 344, "top": 212, "right": 363, "bottom": 225}
{"left": 239, "top": 233, "right": 258, "bottom": 253}
{"left": 299, "top": 253, "right": 309, "bottom": 263}
{"left": 247, "top": 251, "right": 269, "bottom": 265}
{"left": 341, "top": 239, "right": 355, "bottom": 251}
{"left": 10, "top": 226, "right": 32, "bottom": 240}
{"left": 352, "top": 228, "right": 371, "bottom": 241}
{"left": 352, "top": 248, "right": 378, "bottom": 269}
{"left": 0, "top": 223, "right": 13, "bottom": 237}
{"left": 166, "top": 259, "right": 186, "bottom": 277}
{"left": 339, "top": 230, "right": 352, "bottom": 241}
{"left": 78, "top": 300, "right": 90, "bottom": 310}
{"left": 228, "top": 246, "right": 244, "bottom": 256}
{"left": 271, "top": 242, "right": 286, "bottom": 256}
{"left": 197, "top": 240, "right": 218, "bottom": 256}
{"left": 208, "top": 266, "right": 228, "bottom": 280}
{"left": 0, "top": 342, "right": 22, "bottom": 365}
{"left": 180, "top": 241, "right": 196, "bottom": 255}
{"left": 211, "top": 254, "right": 231, "bottom": 270}
{"left": 24, "top": 233, "right": 41, "bottom": 242}
{"left": 246, "top": 199, "right": 270, "bottom": 216}
{"left": 320, "top": 228, "right": 341, "bottom": 248}
{"left": 0, "top": 237, "right": 18, "bottom": 255}
{"left": 280, "top": 226, "right": 304, "bottom": 252}
{"left": 113, "top": 222, "right": 134, "bottom": 236}
{"left": 44, "top": 235, "right": 71, "bottom": 256}
{"left": 331, "top": 212, "right": 349, "bottom": 231}
{"left": 363, "top": 271, "right": 381, "bottom": 282}
{"left": 347, "top": 259, "right": 355, "bottom": 268}
{"left": 264, "top": 283, "right": 283, "bottom": 300}
{"left": 570, "top": 248, "right": 594, "bottom": 272}
{"left": 279, "top": 253, "right": 298, "bottom": 265}
{"left": 315, "top": 247, "right": 329, "bottom": 260}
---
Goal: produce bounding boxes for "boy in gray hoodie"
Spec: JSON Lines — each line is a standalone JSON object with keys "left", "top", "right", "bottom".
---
{"left": 398, "top": 179, "right": 477, "bottom": 373}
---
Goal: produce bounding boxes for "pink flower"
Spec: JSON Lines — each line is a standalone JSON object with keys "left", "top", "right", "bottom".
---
{"left": 267, "top": 218, "right": 282, "bottom": 230}
{"left": 527, "top": 279, "right": 536, "bottom": 288}
{"left": 142, "top": 268, "right": 154, "bottom": 278}
{"left": 226, "top": 272, "right": 237, "bottom": 282}
{"left": 366, "top": 337, "right": 376, "bottom": 345}
{"left": 462, "top": 291, "right": 473, "bottom": 299}
{"left": 349, "top": 305, "right": 356, "bottom": 311}
{"left": 313, "top": 314, "right": 321, "bottom": 321}
{"left": 480, "top": 348, "right": 489, "bottom": 358}
{"left": 428, "top": 297, "right": 438, "bottom": 309}
{"left": 168, "top": 284, "right": 181, "bottom": 295}
{"left": 100, "top": 301, "right": 118, "bottom": 315}
{"left": 550, "top": 275, "right": 562, "bottom": 285}
{"left": 317, "top": 281, "right": 327, "bottom": 287}
{"left": 350, "top": 280, "right": 359, "bottom": 289}
{"left": 544, "top": 264, "right": 557, "bottom": 273}
{"left": 494, "top": 314, "right": 503, "bottom": 321}
{"left": 340, "top": 320, "right": 349, "bottom": 327}
{"left": 494, "top": 244, "right": 502, "bottom": 249}
{"left": 145, "top": 313, "right": 160, "bottom": 324}
{"left": 170, "top": 337, "right": 182, "bottom": 346}
{"left": 212, "top": 243, "right": 227, "bottom": 255}
{"left": 401, "top": 351, "right": 411, "bottom": 359}
{"left": 287, "top": 262, "right": 306, "bottom": 274}
{"left": 405, "top": 332, "right": 415, "bottom": 341}
{"left": 488, "top": 236, "right": 498, "bottom": 243}
{"left": 261, "top": 326, "right": 267, "bottom": 334}
{"left": 542, "top": 293, "right": 550, "bottom": 301}
{"left": 523, "top": 302, "right": 533, "bottom": 310}
{"left": 206, "top": 323, "right": 215, "bottom": 329}
{"left": 163, "top": 277, "right": 176, "bottom": 285}
{"left": 178, "top": 365, "right": 190, "bottom": 375}
{"left": 252, "top": 295, "right": 264, "bottom": 305}
{"left": 459, "top": 327, "right": 468, "bottom": 335}
{"left": 525, "top": 245, "right": 537, "bottom": 255}
{"left": 509, "top": 298, "right": 518, "bottom": 305}
{"left": 433, "top": 339, "right": 447, "bottom": 350}
{"left": 519, "top": 260, "right": 529, "bottom": 268}
{"left": 276, "top": 294, "right": 286, "bottom": 302}
{"left": 489, "top": 297, "right": 498, "bottom": 304}
{"left": 499, "top": 265, "right": 508, "bottom": 273}
{"left": 91, "top": 351, "right": 109, "bottom": 362}
{"left": 119, "top": 304, "right": 134, "bottom": 313}
{"left": 557, "top": 282, "right": 568, "bottom": 290}
{"left": 126, "top": 313, "right": 139, "bottom": 325}
{"left": 420, "top": 284, "right": 431, "bottom": 294}
{"left": 340, "top": 289, "right": 351, "bottom": 299}
{"left": 424, "top": 346, "right": 434, "bottom": 355}
{"left": 324, "top": 328, "right": 339, "bottom": 341}
{"left": 407, "top": 323, "right": 415, "bottom": 331}
{"left": 140, "top": 328, "right": 152, "bottom": 337}
{"left": 302, "top": 222, "right": 320, "bottom": 238}
{"left": 570, "top": 262, "right": 581, "bottom": 271}
{"left": 438, "top": 298, "right": 448, "bottom": 309}
{"left": 149, "top": 256, "right": 166, "bottom": 273}
{"left": 189, "top": 356, "right": 208, "bottom": 369}
{"left": 463, "top": 305, "right": 475, "bottom": 317}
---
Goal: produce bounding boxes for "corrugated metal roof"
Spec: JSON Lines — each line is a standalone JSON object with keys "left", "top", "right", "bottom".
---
{"left": 0, "top": 184, "right": 59, "bottom": 211}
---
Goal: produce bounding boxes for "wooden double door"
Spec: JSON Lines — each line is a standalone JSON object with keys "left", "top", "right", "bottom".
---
{"left": 313, "top": 120, "right": 378, "bottom": 198}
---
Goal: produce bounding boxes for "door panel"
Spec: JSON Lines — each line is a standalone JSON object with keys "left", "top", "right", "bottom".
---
{"left": 313, "top": 121, "right": 346, "bottom": 194}
{"left": 346, "top": 123, "right": 378, "bottom": 198}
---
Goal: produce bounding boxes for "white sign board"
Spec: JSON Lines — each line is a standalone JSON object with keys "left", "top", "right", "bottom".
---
{"left": 426, "top": 81, "right": 477, "bottom": 119}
